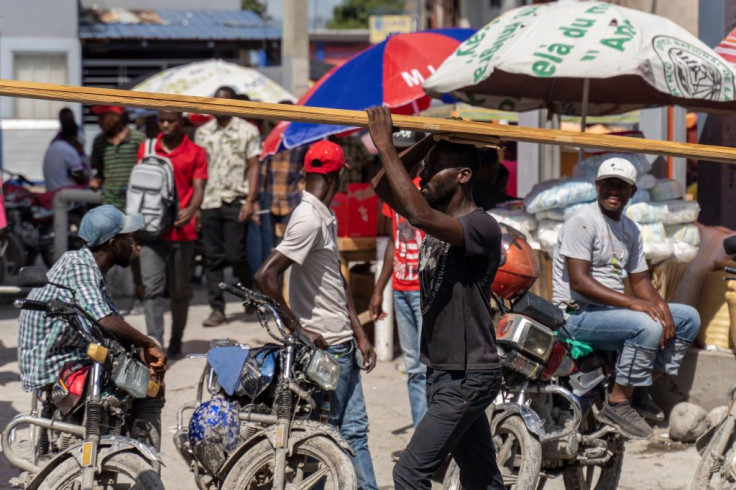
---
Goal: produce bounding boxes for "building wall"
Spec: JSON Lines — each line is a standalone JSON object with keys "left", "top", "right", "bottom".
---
{"left": 0, "top": 0, "right": 78, "bottom": 38}
{"left": 79, "top": 0, "right": 240, "bottom": 10}
{"left": 0, "top": 0, "right": 81, "bottom": 174}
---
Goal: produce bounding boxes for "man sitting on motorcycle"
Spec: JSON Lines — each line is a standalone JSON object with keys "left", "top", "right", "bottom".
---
{"left": 18, "top": 205, "right": 168, "bottom": 450}
{"left": 553, "top": 157, "right": 700, "bottom": 439}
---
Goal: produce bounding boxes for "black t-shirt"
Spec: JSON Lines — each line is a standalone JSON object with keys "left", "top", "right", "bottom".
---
{"left": 419, "top": 208, "right": 502, "bottom": 370}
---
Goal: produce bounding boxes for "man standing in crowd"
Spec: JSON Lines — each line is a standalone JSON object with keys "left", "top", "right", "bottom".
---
{"left": 366, "top": 107, "right": 505, "bottom": 490}
{"left": 369, "top": 132, "right": 427, "bottom": 429}
{"left": 553, "top": 157, "right": 700, "bottom": 439}
{"left": 255, "top": 140, "right": 379, "bottom": 490}
{"left": 260, "top": 137, "right": 308, "bottom": 242}
{"left": 89, "top": 105, "right": 147, "bottom": 303}
{"left": 195, "top": 86, "right": 261, "bottom": 327}
{"left": 18, "top": 205, "right": 167, "bottom": 452}
{"left": 137, "top": 111, "right": 207, "bottom": 360}
{"left": 89, "top": 106, "right": 145, "bottom": 211}
{"left": 43, "top": 118, "right": 89, "bottom": 192}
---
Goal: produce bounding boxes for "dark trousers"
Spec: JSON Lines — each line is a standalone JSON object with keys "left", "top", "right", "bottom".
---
{"left": 140, "top": 241, "right": 194, "bottom": 347}
{"left": 393, "top": 369, "right": 505, "bottom": 490}
{"left": 201, "top": 201, "right": 251, "bottom": 313}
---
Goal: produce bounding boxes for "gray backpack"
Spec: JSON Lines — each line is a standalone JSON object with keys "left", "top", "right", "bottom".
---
{"left": 125, "top": 139, "right": 178, "bottom": 241}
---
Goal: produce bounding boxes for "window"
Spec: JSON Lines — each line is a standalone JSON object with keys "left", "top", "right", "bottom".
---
{"left": 13, "top": 53, "right": 68, "bottom": 119}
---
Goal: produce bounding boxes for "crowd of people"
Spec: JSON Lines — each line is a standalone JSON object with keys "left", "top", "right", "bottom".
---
{"left": 29, "top": 94, "right": 701, "bottom": 488}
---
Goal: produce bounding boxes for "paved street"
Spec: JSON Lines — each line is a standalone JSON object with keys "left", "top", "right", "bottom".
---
{"left": 0, "top": 285, "right": 700, "bottom": 489}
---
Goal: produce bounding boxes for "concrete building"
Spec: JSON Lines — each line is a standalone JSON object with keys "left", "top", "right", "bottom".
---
{"left": 0, "top": 0, "right": 81, "bottom": 178}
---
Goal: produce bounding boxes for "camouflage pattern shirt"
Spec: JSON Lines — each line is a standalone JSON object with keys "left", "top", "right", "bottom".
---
{"left": 195, "top": 117, "right": 261, "bottom": 210}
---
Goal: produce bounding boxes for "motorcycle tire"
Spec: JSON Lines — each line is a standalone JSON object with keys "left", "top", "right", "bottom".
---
{"left": 442, "top": 415, "right": 542, "bottom": 490}
{"left": 221, "top": 435, "right": 357, "bottom": 490}
{"left": 691, "top": 416, "right": 736, "bottom": 489}
{"left": 36, "top": 451, "right": 163, "bottom": 490}
{"left": 562, "top": 436, "right": 624, "bottom": 490}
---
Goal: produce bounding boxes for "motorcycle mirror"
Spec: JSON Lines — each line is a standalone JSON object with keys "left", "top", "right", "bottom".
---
{"left": 18, "top": 267, "right": 49, "bottom": 288}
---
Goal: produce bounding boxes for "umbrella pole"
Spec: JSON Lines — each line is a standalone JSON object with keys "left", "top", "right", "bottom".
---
{"left": 578, "top": 77, "right": 590, "bottom": 162}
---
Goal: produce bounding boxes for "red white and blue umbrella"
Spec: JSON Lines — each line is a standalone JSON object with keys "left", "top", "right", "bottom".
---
{"left": 261, "top": 28, "right": 474, "bottom": 157}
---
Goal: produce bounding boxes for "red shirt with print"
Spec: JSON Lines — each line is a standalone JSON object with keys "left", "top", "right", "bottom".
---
{"left": 382, "top": 178, "right": 425, "bottom": 292}
{"left": 137, "top": 134, "right": 208, "bottom": 242}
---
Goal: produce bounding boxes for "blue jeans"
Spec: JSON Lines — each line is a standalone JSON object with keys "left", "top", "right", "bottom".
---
{"left": 563, "top": 303, "right": 700, "bottom": 386}
{"left": 393, "top": 290, "right": 427, "bottom": 428}
{"left": 326, "top": 341, "right": 378, "bottom": 490}
{"left": 246, "top": 195, "right": 274, "bottom": 274}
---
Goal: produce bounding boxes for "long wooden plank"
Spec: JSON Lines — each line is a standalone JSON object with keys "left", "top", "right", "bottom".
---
{"left": 1, "top": 79, "right": 735, "bottom": 163}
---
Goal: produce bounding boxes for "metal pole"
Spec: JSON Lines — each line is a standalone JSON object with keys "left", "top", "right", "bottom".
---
{"left": 374, "top": 236, "right": 394, "bottom": 362}
{"left": 578, "top": 77, "right": 590, "bottom": 162}
{"left": 53, "top": 189, "right": 101, "bottom": 262}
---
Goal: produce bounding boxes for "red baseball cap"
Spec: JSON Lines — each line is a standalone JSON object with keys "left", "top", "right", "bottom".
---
{"left": 90, "top": 105, "right": 125, "bottom": 115}
{"left": 304, "top": 140, "right": 349, "bottom": 174}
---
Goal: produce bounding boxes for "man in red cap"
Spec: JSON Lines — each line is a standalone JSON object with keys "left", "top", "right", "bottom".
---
{"left": 89, "top": 104, "right": 147, "bottom": 304}
{"left": 255, "top": 139, "right": 378, "bottom": 490}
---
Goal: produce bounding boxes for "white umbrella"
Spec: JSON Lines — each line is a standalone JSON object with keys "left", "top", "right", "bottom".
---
{"left": 423, "top": 0, "right": 736, "bottom": 117}
{"left": 132, "top": 59, "right": 296, "bottom": 104}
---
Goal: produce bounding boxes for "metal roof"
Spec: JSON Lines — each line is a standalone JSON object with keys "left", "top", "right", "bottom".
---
{"left": 79, "top": 9, "right": 281, "bottom": 41}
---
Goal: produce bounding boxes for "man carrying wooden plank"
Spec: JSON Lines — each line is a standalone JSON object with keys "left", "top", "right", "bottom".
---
{"left": 367, "top": 107, "right": 505, "bottom": 490}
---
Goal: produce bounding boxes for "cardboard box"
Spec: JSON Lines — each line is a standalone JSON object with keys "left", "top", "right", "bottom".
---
{"left": 330, "top": 184, "right": 378, "bottom": 237}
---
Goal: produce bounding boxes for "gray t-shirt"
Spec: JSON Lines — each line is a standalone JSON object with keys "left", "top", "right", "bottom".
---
{"left": 552, "top": 203, "right": 648, "bottom": 308}
{"left": 43, "top": 140, "right": 86, "bottom": 191}
{"left": 276, "top": 191, "right": 354, "bottom": 346}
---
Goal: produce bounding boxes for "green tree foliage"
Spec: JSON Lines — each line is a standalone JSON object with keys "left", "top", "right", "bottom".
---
{"left": 328, "top": 0, "right": 406, "bottom": 29}
{"left": 242, "top": 0, "right": 268, "bottom": 18}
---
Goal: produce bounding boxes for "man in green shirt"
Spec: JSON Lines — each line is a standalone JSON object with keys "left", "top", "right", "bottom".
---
{"left": 89, "top": 105, "right": 147, "bottom": 302}
{"left": 89, "top": 105, "right": 146, "bottom": 211}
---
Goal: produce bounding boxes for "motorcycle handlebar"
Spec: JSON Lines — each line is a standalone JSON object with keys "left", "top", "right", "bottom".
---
{"left": 14, "top": 299, "right": 48, "bottom": 312}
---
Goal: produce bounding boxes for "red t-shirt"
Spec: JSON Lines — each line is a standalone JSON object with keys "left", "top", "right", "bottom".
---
{"left": 382, "top": 178, "right": 425, "bottom": 292}
{"left": 137, "top": 134, "right": 208, "bottom": 242}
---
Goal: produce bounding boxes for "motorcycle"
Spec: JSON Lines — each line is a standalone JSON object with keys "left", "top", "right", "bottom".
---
{"left": 2, "top": 169, "right": 86, "bottom": 270}
{"left": 443, "top": 228, "right": 625, "bottom": 490}
{"left": 174, "top": 282, "right": 356, "bottom": 490}
{"left": 690, "top": 236, "right": 736, "bottom": 489}
{"left": 2, "top": 266, "right": 163, "bottom": 490}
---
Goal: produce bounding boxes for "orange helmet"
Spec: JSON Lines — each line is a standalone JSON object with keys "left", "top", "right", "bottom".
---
{"left": 492, "top": 225, "right": 540, "bottom": 300}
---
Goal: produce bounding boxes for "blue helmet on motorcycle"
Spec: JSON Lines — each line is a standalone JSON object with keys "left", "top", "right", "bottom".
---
{"left": 188, "top": 397, "right": 240, "bottom": 474}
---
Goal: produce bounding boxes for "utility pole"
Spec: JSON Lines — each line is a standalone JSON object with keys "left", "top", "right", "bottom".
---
{"left": 282, "top": 0, "right": 310, "bottom": 97}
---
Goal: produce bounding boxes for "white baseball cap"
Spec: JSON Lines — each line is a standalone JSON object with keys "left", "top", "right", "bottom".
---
{"left": 596, "top": 157, "right": 637, "bottom": 186}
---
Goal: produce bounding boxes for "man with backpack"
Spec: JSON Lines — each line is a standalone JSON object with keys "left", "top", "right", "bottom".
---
{"left": 134, "top": 111, "right": 207, "bottom": 360}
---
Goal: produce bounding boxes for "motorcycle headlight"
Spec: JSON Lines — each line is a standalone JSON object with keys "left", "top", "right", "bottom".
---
{"left": 306, "top": 350, "right": 340, "bottom": 391}
{"left": 496, "top": 313, "right": 556, "bottom": 362}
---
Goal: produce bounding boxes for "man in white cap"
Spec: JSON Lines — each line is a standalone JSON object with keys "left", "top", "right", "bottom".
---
{"left": 18, "top": 204, "right": 167, "bottom": 451}
{"left": 553, "top": 157, "right": 700, "bottom": 439}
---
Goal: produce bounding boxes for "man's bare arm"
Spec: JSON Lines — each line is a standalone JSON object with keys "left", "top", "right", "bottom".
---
{"left": 341, "top": 273, "right": 376, "bottom": 372}
{"left": 567, "top": 257, "right": 667, "bottom": 326}
{"left": 371, "top": 136, "right": 433, "bottom": 217}
{"left": 367, "top": 107, "right": 466, "bottom": 246}
{"left": 254, "top": 251, "right": 328, "bottom": 348}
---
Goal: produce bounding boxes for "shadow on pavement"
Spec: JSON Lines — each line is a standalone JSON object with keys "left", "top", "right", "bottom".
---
{"left": 0, "top": 400, "right": 22, "bottom": 486}
{"left": 0, "top": 342, "right": 17, "bottom": 371}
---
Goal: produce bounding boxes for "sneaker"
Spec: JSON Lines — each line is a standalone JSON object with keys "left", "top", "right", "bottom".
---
{"left": 598, "top": 399, "right": 654, "bottom": 440}
{"left": 166, "top": 342, "right": 183, "bottom": 362}
{"left": 632, "top": 388, "right": 665, "bottom": 422}
{"left": 202, "top": 310, "right": 227, "bottom": 327}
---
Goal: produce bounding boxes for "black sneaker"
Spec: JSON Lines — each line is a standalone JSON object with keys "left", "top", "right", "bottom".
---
{"left": 166, "top": 342, "right": 183, "bottom": 362}
{"left": 632, "top": 388, "right": 665, "bottom": 422}
{"left": 599, "top": 399, "right": 654, "bottom": 440}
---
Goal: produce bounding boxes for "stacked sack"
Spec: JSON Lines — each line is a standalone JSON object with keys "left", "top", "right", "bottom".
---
{"left": 516, "top": 153, "right": 700, "bottom": 263}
